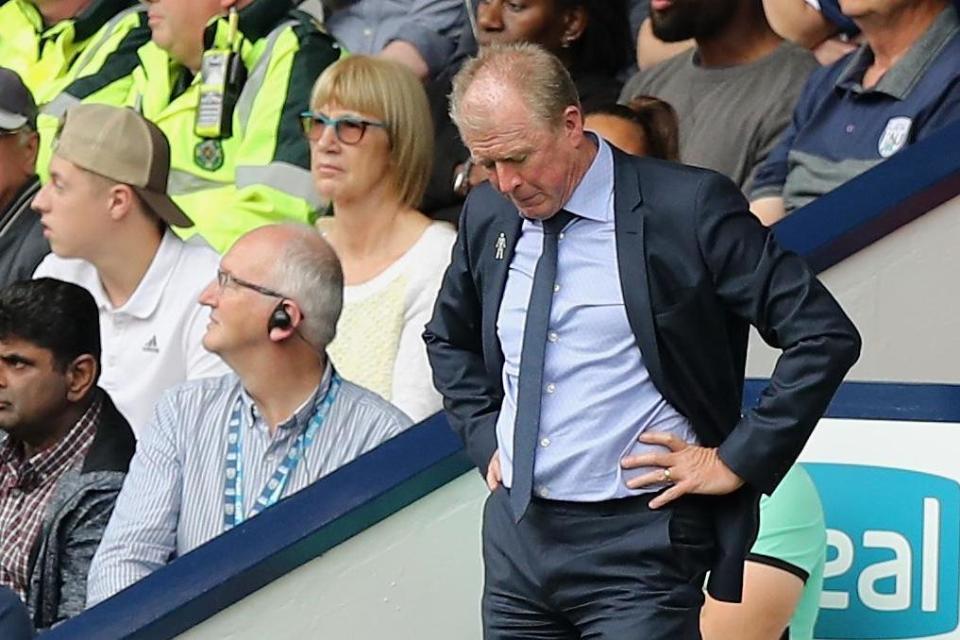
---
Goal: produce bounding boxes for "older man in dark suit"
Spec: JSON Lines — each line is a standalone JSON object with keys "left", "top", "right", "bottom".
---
{"left": 423, "top": 43, "right": 861, "bottom": 639}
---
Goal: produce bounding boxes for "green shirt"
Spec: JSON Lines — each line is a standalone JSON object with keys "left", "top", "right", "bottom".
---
{"left": 749, "top": 464, "right": 826, "bottom": 639}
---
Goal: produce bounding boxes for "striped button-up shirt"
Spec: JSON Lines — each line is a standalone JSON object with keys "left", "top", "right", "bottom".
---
{"left": 86, "top": 365, "right": 412, "bottom": 607}
{"left": 0, "top": 396, "right": 101, "bottom": 599}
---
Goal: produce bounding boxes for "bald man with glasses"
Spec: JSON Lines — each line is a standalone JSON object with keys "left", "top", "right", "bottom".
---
{"left": 87, "top": 223, "right": 412, "bottom": 606}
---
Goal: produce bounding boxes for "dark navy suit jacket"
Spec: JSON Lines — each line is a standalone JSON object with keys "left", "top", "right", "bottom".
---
{"left": 424, "top": 147, "right": 861, "bottom": 601}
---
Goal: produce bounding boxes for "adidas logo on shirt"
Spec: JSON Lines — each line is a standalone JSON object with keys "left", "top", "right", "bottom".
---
{"left": 143, "top": 336, "right": 159, "bottom": 353}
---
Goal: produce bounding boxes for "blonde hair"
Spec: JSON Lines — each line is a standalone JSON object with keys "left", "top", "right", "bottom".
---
{"left": 309, "top": 55, "right": 434, "bottom": 209}
{"left": 450, "top": 43, "right": 580, "bottom": 134}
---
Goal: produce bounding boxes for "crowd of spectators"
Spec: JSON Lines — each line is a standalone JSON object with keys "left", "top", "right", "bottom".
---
{"left": 0, "top": 0, "right": 957, "bottom": 637}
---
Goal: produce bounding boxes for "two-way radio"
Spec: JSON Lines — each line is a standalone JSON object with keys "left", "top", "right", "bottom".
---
{"left": 195, "top": 7, "right": 247, "bottom": 139}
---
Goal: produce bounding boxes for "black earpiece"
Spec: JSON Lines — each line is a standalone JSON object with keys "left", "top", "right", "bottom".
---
{"left": 267, "top": 300, "right": 292, "bottom": 333}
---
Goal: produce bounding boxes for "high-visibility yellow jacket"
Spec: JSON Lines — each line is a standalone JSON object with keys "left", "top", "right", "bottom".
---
{"left": 0, "top": 0, "right": 151, "bottom": 173}
{"left": 128, "top": 0, "right": 342, "bottom": 253}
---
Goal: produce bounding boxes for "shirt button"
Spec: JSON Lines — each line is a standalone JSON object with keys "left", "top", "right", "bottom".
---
{"left": 537, "top": 486, "right": 550, "bottom": 498}
{"left": 553, "top": 284, "right": 561, "bottom": 293}
{"left": 545, "top": 383, "right": 556, "bottom": 394}
{"left": 540, "top": 437, "right": 551, "bottom": 447}
{"left": 547, "top": 331, "right": 559, "bottom": 343}
{"left": 558, "top": 232, "right": 565, "bottom": 240}
{"left": 363, "top": 28, "right": 373, "bottom": 37}
{"left": 845, "top": 124, "right": 855, "bottom": 133}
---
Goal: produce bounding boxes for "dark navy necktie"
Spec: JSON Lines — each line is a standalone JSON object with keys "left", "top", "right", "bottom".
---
{"left": 510, "top": 209, "right": 576, "bottom": 521}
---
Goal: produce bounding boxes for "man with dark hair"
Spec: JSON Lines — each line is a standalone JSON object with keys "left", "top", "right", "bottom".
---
{"left": 0, "top": 69, "right": 48, "bottom": 287}
{"left": 0, "top": 278, "right": 135, "bottom": 630}
{"left": 620, "top": 0, "right": 818, "bottom": 193}
{"left": 33, "top": 103, "right": 228, "bottom": 435}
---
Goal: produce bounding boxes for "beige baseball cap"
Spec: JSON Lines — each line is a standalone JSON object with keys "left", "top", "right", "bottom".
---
{"left": 54, "top": 104, "right": 193, "bottom": 228}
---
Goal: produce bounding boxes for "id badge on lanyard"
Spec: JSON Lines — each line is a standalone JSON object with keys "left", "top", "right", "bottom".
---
{"left": 223, "top": 373, "right": 342, "bottom": 530}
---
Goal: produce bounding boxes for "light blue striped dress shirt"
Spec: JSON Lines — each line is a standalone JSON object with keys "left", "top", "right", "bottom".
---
{"left": 86, "top": 364, "right": 411, "bottom": 606}
{"left": 495, "top": 135, "right": 699, "bottom": 502}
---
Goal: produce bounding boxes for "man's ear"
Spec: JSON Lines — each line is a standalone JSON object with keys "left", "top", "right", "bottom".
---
{"left": 105, "top": 184, "right": 137, "bottom": 222}
{"left": 562, "top": 105, "right": 585, "bottom": 138}
{"left": 267, "top": 300, "right": 305, "bottom": 343}
{"left": 21, "top": 130, "right": 39, "bottom": 172}
{"left": 65, "top": 354, "right": 98, "bottom": 402}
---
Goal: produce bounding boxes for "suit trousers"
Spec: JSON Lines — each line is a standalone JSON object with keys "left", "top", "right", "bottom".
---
{"left": 482, "top": 487, "right": 715, "bottom": 640}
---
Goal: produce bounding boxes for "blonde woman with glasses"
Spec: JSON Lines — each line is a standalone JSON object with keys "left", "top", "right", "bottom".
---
{"left": 303, "top": 55, "right": 455, "bottom": 423}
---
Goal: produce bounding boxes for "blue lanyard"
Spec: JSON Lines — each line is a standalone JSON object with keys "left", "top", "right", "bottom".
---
{"left": 223, "top": 373, "right": 342, "bottom": 531}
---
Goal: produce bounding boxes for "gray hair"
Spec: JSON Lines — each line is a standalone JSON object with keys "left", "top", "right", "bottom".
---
{"left": 449, "top": 43, "right": 580, "bottom": 134}
{"left": 267, "top": 223, "right": 343, "bottom": 350}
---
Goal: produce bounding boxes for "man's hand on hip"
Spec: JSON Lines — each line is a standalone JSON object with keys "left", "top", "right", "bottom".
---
{"left": 486, "top": 450, "right": 502, "bottom": 491}
{"left": 620, "top": 433, "right": 744, "bottom": 509}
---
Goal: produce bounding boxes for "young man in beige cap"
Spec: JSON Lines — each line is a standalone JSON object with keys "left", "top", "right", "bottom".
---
{"left": 32, "top": 104, "right": 229, "bottom": 436}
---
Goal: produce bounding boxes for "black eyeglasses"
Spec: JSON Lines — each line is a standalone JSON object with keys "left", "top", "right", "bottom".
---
{"left": 216, "top": 269, "right": 287, "bottom": 299}
{"left": 300, "top": 111, "right": 387, "bottom": 145}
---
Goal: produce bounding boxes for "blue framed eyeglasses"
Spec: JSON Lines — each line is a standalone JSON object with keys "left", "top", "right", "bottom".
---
{"left": 300, "top": 111, "right": 387, "bottom": 145}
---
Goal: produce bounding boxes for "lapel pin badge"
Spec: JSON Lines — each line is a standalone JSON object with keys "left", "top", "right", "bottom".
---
{"left": 495, "top": 232, "right": 506, "bottom": 260}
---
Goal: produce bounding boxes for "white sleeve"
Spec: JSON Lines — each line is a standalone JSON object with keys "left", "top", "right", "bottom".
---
{"left": 389, "top": 227, "right": 455, "bottom": 423}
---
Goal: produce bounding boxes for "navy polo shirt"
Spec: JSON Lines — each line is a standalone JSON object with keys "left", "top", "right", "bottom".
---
{"left": 751, "top": 5, "right": 960, "bottom": 212}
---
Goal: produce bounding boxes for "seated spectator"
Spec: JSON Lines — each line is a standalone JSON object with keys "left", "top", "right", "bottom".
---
{"left": 0, "top": 586, "right": 34, "bottom": 640}
{"left": 423, "top": 0, "right": 634, "bottom": 220}
{"left": 310, "top": 0, "right": 467, "bottom": 81}
{"left": 702, "top": 465, "right": 826, "bottom": 640}
{"left": 584, "top": 97, "right": 680, "bottom": 159}
{"left": 0, "top": 69, "right": 48, "bottom": 287}
{"left": 762, "top": 0, "right": 860, "bottom": 64}
{"left": 32, "top": 104, "right": 228, "bottom": 434}
{"left": 86, "top": 223, "right": 412, "bottom": 606}
{"left": 129, "top": 0, "right": 342, "bottom": 252}
{"left": 306, "top": 56, "right": 454, "bottom": 423}
{"left": 751, "top": 0, "right": 960, "bottom": 224}
{"left": 621, "top": 0, "right": 819, "bottom": 194}
{"left": 0, "top": 0, "right": 149, "bottom": 174}
{"left": 0, "top": 279, "right": 136, "bottom": 629}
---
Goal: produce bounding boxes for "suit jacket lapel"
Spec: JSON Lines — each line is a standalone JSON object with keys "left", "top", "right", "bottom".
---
{"left": 613, "top": 152, "right": 665, "bottom": 388}
{"left": 483, "top": 210, "right": 523, "bottom": 380}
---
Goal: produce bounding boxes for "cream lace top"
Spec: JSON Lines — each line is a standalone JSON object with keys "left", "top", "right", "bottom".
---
{"left": 327, "top": 221, "right": 457, "bottom": 423}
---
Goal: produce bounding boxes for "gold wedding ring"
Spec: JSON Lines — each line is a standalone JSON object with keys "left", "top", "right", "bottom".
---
{"left": 662, "top": 468, "right": 673, "bottom": 483}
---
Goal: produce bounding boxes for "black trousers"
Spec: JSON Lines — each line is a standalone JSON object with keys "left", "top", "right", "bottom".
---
{"left": 482, "top": 487, "right": 715, "bottom": 640}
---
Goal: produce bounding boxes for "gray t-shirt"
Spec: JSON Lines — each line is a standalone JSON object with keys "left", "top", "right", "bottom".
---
{"left": 620, "top": 42, "right": 818, "bottom": 193}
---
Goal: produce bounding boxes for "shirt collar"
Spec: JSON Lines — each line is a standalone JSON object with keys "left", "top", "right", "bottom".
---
{"left": 80, "top": 229, "right": 184, "bottom": 319}
{"left": 561, "top": 132, "right": 614, "bottom": 223}
{"left": 239, "top": 360, "right": 335, "bottom": 433}
{"left": 836, "top": 4, "right": 959, "bottom": 99}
